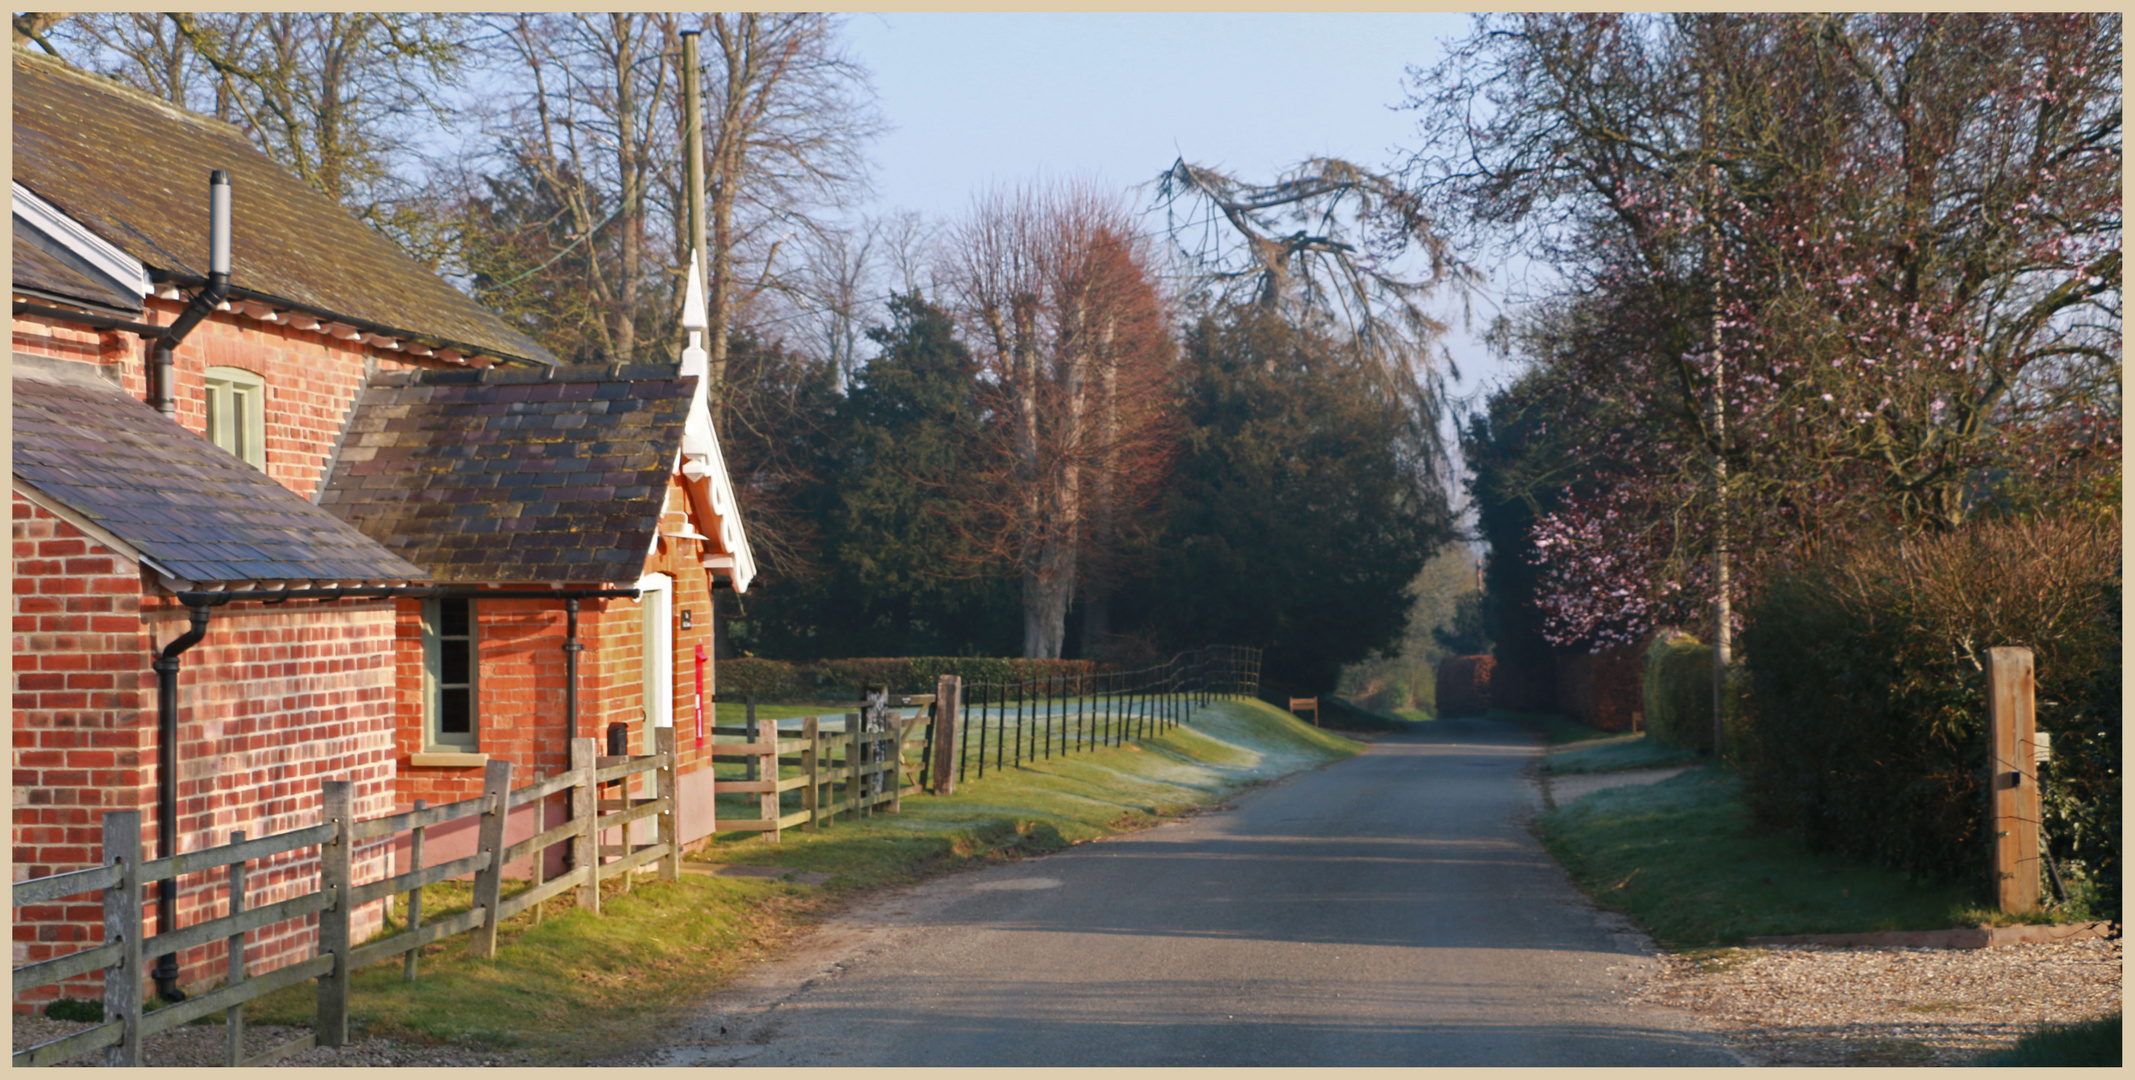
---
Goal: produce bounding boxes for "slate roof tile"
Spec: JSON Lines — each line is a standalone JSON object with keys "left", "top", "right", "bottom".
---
{"left": 321, "top": 364, "right": 693, "bottom": 584}
{"left": 12, "top": 356, "right": 428, "bottom": 587}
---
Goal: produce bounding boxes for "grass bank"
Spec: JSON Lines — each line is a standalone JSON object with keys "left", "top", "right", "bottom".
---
{"left": 1535, "top": 762, "right": 1998, "bottom": 949}
{"left": 1543, "top": 732, "right": 1702, "bottom": 775}
{"left": 243, "top": 699, "right": 1357, "bottom": 1062}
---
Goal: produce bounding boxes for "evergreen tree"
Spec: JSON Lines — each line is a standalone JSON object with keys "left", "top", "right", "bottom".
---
{"left": 741, "top": 295, "right": 1020, "bottom": 657}
{"left": 1119, "top": 305, "right": 1453, "bottom": 694}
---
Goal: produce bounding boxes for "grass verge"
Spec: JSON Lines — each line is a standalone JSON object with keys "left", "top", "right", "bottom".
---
{"left": 1314, "top": 695, "right": 1418, "bottom": 733}
{"left": 242, "top": 699, "right": 1356, "bottom": 1062}
{"left": 1971, "top": 1014, "right": 2121, "bottom": 1066}
{"left": 1543, "top": 733, "right": 1703, "bottom": 774}
{"left": 1534, "top": 762, "right": 1993, "bottom": 949}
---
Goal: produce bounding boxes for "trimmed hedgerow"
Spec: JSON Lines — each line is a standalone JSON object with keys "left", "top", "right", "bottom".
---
{"left": 716, "top": 657, "right": 1105, "bottom": 703}
{"left": 1738, "top": 514, "right": 2118, "bottom": 901}
{"left": 1643, "top": 632, "right": 1714, "bottom": 753}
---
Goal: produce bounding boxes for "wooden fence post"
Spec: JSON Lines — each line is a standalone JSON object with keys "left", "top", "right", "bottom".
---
{"left": 1987, "top": 646, "right": 2041, "bottom": 914}
{"left": 569, "top": 741, "right": 599, "bottom": 914}
{"left": 846, "top": 713, "right": 863, "bottom": 820}
{"left": 889, "top": 718, "right": 903, "bottom": 813}
{"left": 656, "top": 726, "right": 680, "bottom": 882}
{"left": 762, "top": 713, "right": 783, "bottom": 844}
{"left": 404, "top": 799, "right": 427, "bottom": 980}
{"left": 101, "top": 809, "right": 142, "bottom": 1067}
{"left": 802, "top": 716, "right": 821, "bottom": 832}
{"left": 316, "top": 780, "right": 353, "bottom": 1048}
{"left": 932, "top": 675, "right": 960, "bottom": 796}
{"left": 224, "top": 830, "right": 247, "bottom": 1067}
{"left": 470, "top": 759, "right": 513, "bottom": 959}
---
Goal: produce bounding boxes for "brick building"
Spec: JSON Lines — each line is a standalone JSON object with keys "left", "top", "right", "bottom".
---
{"left": 12, "top": 49, "right": 752, "bottom": 1007}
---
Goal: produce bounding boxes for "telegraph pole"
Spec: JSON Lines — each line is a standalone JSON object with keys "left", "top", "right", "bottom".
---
{"left": 680, "top": 28, "right": 707, "bottom": 332}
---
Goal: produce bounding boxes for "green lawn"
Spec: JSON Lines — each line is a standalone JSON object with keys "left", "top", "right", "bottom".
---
{"left": 1536, "top": 762, "right": 1994, "bottom": 948}
{"left": 240, "top": 698, "right": 1358, "bottom": 1062}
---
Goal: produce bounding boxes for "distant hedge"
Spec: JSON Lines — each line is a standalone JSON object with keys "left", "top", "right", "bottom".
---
{"left": 719, "top": 657, "right": 1104, "bottom": 703}
{"left": 1643, "top": 633, "right": 1714, "bottom": 753}
{"left": 1434, "top": 654, "right": 1494, "bottom": 718}
{"left": 1738, "top": 514, "right": 2119, "bottom": 896}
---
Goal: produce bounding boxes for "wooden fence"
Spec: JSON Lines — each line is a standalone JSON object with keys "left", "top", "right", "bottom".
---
{"left": 708, "top": 645, "right": 1265, "bottom": 824}
{"left": 11, "top": 730, "right": 680, "bottom": 1068}
{"left": 13, "top": 645, "right": 1266, "bottom": 1062}
{"left": 707, "top": 698, "right": 929, "bottom": 841}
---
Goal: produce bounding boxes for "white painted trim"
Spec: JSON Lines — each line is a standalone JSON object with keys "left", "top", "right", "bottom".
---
{"left": 636, "top": 572, "right": 674, "bottom": 729}
{"left": 12, "top": 182, "right": 150, "bottom": 300}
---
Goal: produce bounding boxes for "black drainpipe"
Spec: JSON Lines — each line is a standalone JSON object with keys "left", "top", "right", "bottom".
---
{"left": 565, "top": 598, "right": 583, "bottom": 738}
{"left": 143, "top": 171, "right": 232, "bottom": 1003}
{"left": 151, "top": 169, "right": 233, "bottom": 416}
{"left": 150, "top": 604, "right": 212, "bottom": 1002}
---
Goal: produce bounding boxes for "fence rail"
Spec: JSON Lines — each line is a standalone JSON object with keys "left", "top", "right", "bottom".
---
{"left": 708, "top": 645, "right": 1263, "bottom": 828}
{"left": 13, "top": 645, "right": 1264, "bottom": 1062}
{"left": 11, "top": 730, "right": 680, "bottom": 1068}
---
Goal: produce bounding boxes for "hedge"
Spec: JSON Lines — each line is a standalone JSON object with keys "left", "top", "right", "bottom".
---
{"left": 1435, "top": 654, "right": 1494, "bottom": 718}
{"left": 1737, "top": 514, "right": 2119, "bottom": 898}
{"left": 1644, "top": 633, "right": 1714, "bottom": 753}
{"left": 718, "top": 656, "right": 1105, "bottom": 703}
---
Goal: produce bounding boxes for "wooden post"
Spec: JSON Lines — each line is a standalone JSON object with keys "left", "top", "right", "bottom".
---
{"left": 1987, "top": 646, "right": 2041, "bottom": 914}
{"left": 890, "top": 714, "right": 904, "bottom": 814}
{"left": 802, "top": 715, "right": 821, "bottom": 832}
{"left": 316, "top": 780, "right": 353, "bottom": 1048}
{"left": 655, "top": 726, "right": 680, "bottom": 882}
{"left": 470, "top": 759, "right": 513, "bottom": 959}
{"left": 846, "top": 712, "right": 863, "bottom": 819}
{"left": 569, "top": 742, "right": 599, "bottom": 914}
{"left": 225, "top": 830, "right": 247, "bottom": 1066}
{"left": 102, "top": 809, "right": 143, "bottom": 1067}
{"left": 405, "top": 799, "right": 427, "bottom": 979}
{"left": 930, "top": 675, "right": 960, "bottom": 796}
{"left": 762, "top": 711, "right": 784, "bottom": 844}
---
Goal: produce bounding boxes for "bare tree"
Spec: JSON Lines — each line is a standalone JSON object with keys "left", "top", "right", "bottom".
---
{"left": 49, "top": 12, "right": 470, "bottom": 262}
{"left": 946, "top": 182, "right": 1176, "bottom": 658}
{"left": 1154, "top": 157, "right": 1474, "bottom": 499}
{"left": 700, "top": 13, "right": 885, "bottom": 401}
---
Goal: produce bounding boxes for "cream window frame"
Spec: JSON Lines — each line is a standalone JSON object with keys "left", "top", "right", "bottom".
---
{"left": 203, "top": 365, "right": 266, "bottom": 469}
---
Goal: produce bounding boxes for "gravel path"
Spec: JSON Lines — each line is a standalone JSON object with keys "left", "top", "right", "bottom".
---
{"left": 11, "top": 1017, "right": 549, "bottom": 1068}
{"left": 1631, "top": 936, "right": 2122, "bottom": 1065}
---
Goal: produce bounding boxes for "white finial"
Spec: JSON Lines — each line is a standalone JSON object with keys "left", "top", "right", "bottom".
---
{"left": 680, "top": 250, "right": 709, "bottom": 377}
{"left": 682, "top": 250, "right": 707, "bottom": 332}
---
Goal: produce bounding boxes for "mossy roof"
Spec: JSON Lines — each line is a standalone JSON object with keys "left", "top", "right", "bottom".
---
{"left": 11, "top": 49, "right": 554, "bottom": 366}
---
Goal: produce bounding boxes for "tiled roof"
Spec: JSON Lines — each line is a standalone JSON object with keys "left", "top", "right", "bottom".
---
{"left": 11, "top": 355, "right": 430, "bottom": 588}
{"left": 11, "top": 50, "right": 555, "bottom": 367}
{"left": 319, "top": 365, "right": 695, "bottom": 585}
{"left": 11, "top": 216, "right": 141, "bottom": 314}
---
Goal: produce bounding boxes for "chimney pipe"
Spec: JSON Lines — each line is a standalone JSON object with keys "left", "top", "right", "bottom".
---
{"left": 152, "top": 170, "right": 233, "bottom": 416}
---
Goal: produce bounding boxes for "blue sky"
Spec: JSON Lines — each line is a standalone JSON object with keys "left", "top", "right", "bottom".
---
{"left": 841, "top": 12, "right": 1518, "bottom": 399}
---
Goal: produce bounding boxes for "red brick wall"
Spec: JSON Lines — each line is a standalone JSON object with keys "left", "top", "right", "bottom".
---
{"left": 11, "top": 301, "right": 439, "bottom": 498}
{"left": 390, "top": 476, "right": 726, "bottom": 820}
{"left": 12, "top": 497, "right": 150, "bottom": 1006}
{"left": 13, "top": 497, "right": 399, "bottom": 1009}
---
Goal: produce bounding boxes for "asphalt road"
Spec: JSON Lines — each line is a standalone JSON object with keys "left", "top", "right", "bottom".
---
{"left": 635, "top": 714, "right": 1741, "bottom": 1067}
